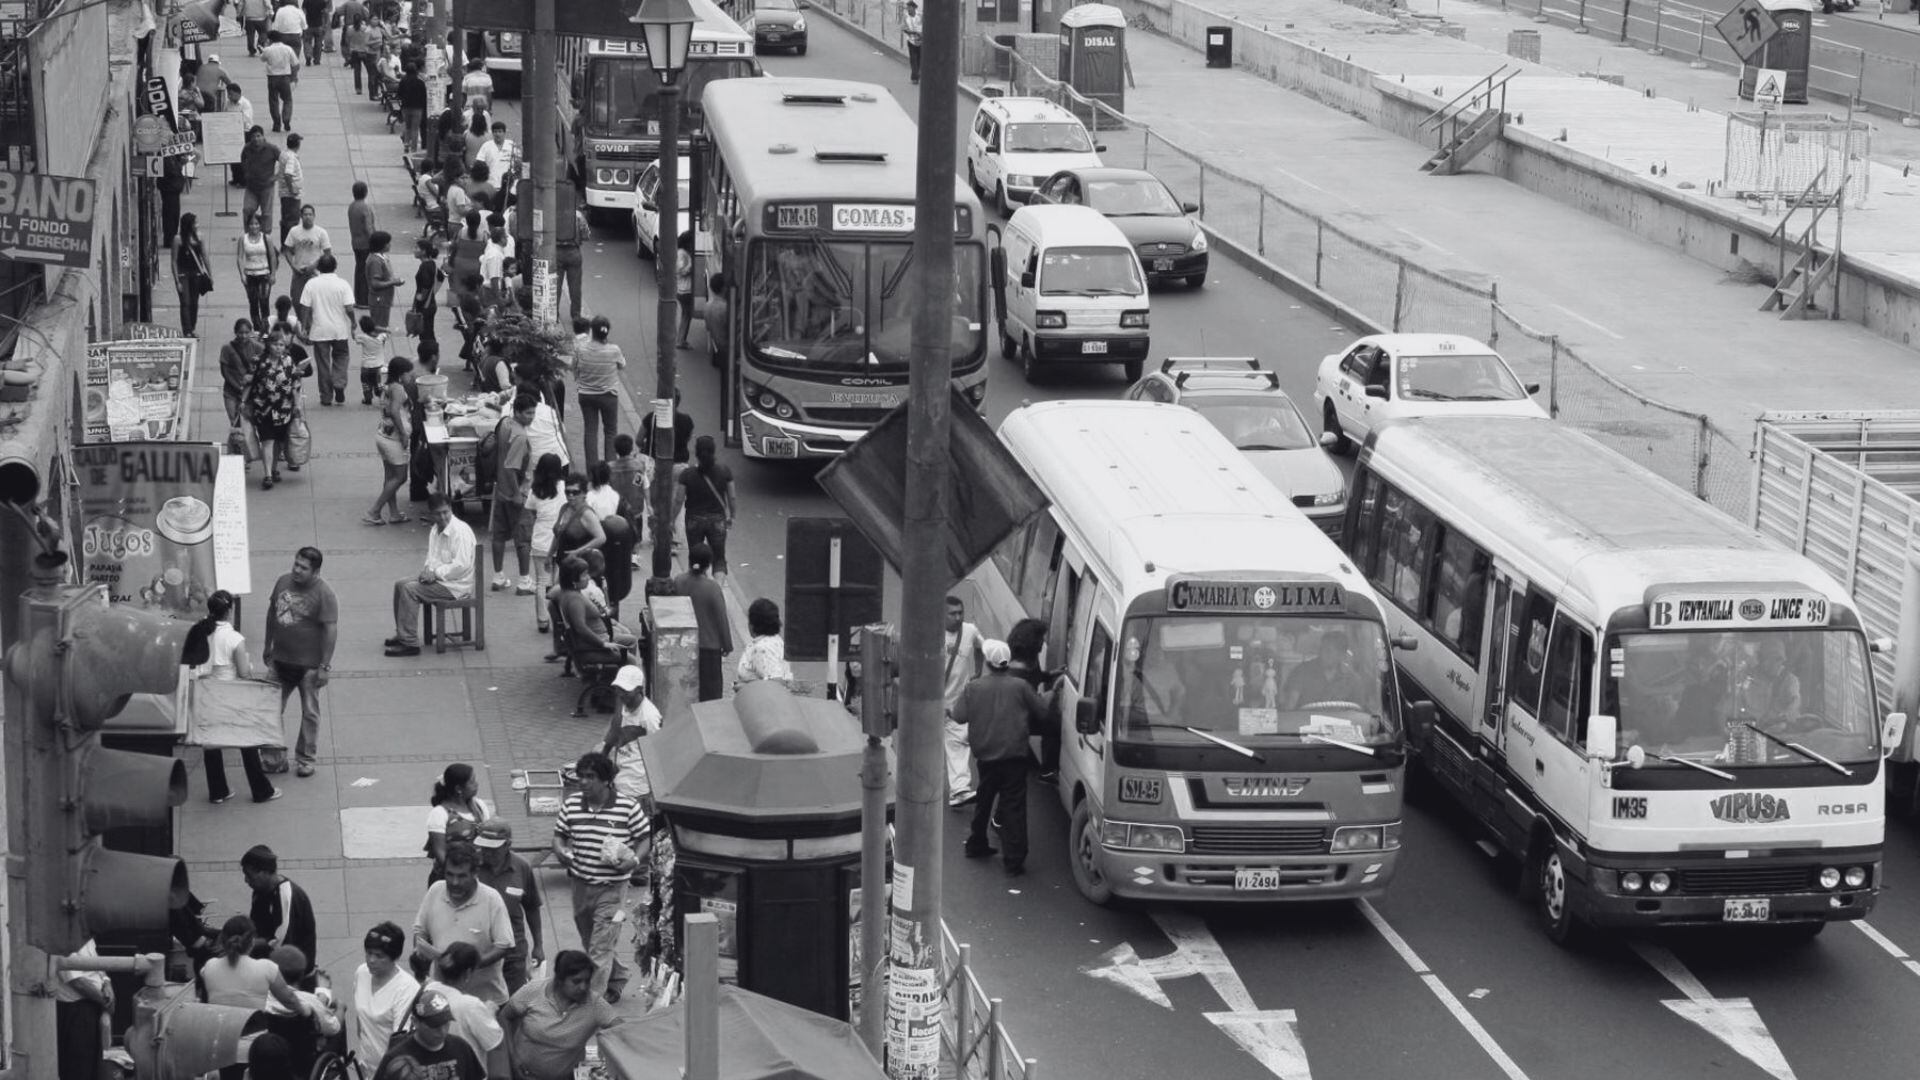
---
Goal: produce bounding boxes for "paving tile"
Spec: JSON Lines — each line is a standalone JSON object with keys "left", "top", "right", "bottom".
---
{"left": 341, "top": 806, "right": 429, "bottom": 859}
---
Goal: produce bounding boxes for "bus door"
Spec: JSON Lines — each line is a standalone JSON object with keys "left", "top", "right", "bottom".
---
{"left": 1064, "top": 594, "right": 1118, "bottom": 801}
{"left": 1476, "top": 565, "right": 1526, "bottom": 748}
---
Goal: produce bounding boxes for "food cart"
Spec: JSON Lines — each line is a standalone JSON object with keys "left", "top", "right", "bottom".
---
{"left": 422, "top": 389, "right": 503, "bottom": 518}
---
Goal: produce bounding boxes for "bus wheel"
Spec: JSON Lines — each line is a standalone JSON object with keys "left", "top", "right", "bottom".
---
{"left": 1322, "top": 401, "right": 1351, "bottom": 456}
{"left": 1069, "top": 800, "right": 1115, "bottom": 905}
{"left": 1530, "top": 838, "right": 1585, "bottom": 947}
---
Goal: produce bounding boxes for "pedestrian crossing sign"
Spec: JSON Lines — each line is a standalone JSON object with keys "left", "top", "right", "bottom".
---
{"left": 1753, "top": 67, "right": 1786, "bottom": 109}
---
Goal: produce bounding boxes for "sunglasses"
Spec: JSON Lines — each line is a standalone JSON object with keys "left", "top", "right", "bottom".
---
{"left": 565, "top": 488, "right": 585, "bottom": 496}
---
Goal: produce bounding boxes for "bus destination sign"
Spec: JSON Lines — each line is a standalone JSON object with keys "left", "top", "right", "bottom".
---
{"left": 766, "top": 202, "right": 973, "bottom": 237}
{"left": 1167, "top": 578, "right": 1346, "bottom": 614}
{"left": 1648, "top": 592, "right": 1830, "bottom": 630}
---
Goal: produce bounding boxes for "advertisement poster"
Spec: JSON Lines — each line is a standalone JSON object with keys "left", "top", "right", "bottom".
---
{"left": 81, "top": 338, "right": 197, "bottom": 443}
{"left": 702, "top": 897, "right": 739, "bottom": 983}
{"left": 75, "top": 443, "right": 221, "bottom": 619}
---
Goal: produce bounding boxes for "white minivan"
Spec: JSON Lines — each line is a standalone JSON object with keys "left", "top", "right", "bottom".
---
{"left": 993, "top": 204, "right": 1151, "bottom": 383}
{"left": 966, "top": 93, "right": 1105, "bottom": 215}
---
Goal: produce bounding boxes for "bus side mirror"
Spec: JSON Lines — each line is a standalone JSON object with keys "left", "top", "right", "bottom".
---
{"left": 1319, "top": 431, "right": 1339, "bottom": 449}
{"left": 1019, "top": 270, "right": 1035, "bottom": 289}
{"left": 1871, "top": 636, "right": 1895, "bottom": 654}
{"left": 1182, "top": 201, "right": 1200, "bottom": 214}
{"left": 990, "top": 246, "right": 1007, "bottom": 288}
{"left": 1075, "top": 698, "right": 1101, "bottom": 735}
{"left": 1884, "top": 712, "right": 1908, "bottom": 759}
{"left": 1585, "top": 714, "right": 1618, "bottom": 761}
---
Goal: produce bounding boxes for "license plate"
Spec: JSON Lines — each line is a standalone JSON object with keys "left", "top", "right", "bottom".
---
{"left": 761, "top": 437, "right": 799, "bottom": 459}
{"left": 1153, "top": 258, "right": 1174, "bottom": 271}
{"left": 765, "top": 32, "right": 782, "bottom": 38}
{"left": 1082, "top": 340, "right": 1108, "bottom": 355}
{"left": 1723, "top": 897, "right": 1771, "bottom": 922}
{"left": 1234, "top": 868, "right": 1280, "bottom": 891}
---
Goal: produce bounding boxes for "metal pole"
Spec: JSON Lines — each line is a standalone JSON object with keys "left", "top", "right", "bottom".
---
{"left": 891, "top": 0, "right": 960, "bottom": 1068}
{"left": 1314, "top": 219, "right": 1324, "bottom": 287}
{"left": 429, "top": 0, "right": 447, "bottom": 64}
{"left": 529, "top": 0, "right": 558, "bottom": 329}
{"left": 858, "top": 625, "right": 895, "bottom": 1058}
{"left": 1547, "top": 334, "right": 1561, "bottom": 417}
{"left": 685, "top": 914, "right": 719, "bottom": 1080}
{"left": 1255, "top": 192, "right": 1265, "bottom": 256}
{"left": 1650, "top": 0, "right": 1662, "bottom": 53}
{"left": 1619, "top": 0, "right": 1632, "bottom": 43}
{"left": 650, "top": 78, "right": 683, "bottom": 582}
{"left": 1576, "top": 0, "right": 1588, "bottom": 32}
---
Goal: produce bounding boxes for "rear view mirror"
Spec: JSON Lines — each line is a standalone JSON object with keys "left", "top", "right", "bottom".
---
{"left": 989, "top": 246, "right": 1007, "bottom": 288}
{"left": 1181, "top": 201, "right": 1199, "bottom": 214}
{"left": 1094, "top": 143, "right": 1108, "bottom": 153}
{"left": 1884, "top": 712, "right": 1908, "bottom": 758}
{"left": 1391, "top": 634, "right": 1417, "bottom": 651}
{"left": 1364, "top": 384, "right": 1388, "bottom": 400}
{"left": 1871, "top": 636, "right": 1895, "bottom": 654}
{"left": 981, "top": 85, "right": 1007, "bottom": 98}
{"left": 1075, "top": 697, "right": 1100, "bottom": 735}
{"left": 1585, "top": 714, "right": 1618, "bottom": 760}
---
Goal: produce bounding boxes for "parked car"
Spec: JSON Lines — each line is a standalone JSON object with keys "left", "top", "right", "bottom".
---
{"left": 1029, "top": 167, "right": 1208, "bottom": 288}
{"left": 1313, "top": 333, "right": 1545, "bottom": 453}
{"left": 1127, "top": 358, "right": 1346, "bottom": 533}
{"left": 966, "top": 94, "right": 1104, "bottom": 216}
{"left": 747, "top": 0, "right": 808, "bottom": 54}
{"left": 630, "top": 156, "right": 692, "bottom": 259}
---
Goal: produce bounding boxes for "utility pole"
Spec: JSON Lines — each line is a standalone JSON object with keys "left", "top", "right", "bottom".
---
{"left": 857, "top": 624, "right": 896, "bottom": 1057}
{"left": 888, "top": 0, "right": 960, "bottom": 1073}
{"left": 527, "top": 0, "right": 559, "bottom": 327}
{"left": 428, "top": 0, "right": 448, "bottom": 89}
{"left": 650, "top": 78, "right": 684, "bottom": 581}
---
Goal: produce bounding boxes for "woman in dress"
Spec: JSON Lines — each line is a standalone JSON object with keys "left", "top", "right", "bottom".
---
{"left": 526, "top": 453, "right": 567, "bottom": 633}
{"left": 185, "top": 590, "right": 280, "bottom": 804}
{"left": 174, "top": 213, "right": 214, "bottom": 336}
{"left": 674, "top": 230, "right": 696, "bottom": 348}
{"left": 245, "top": 331, "right": 303, "bottom": 490}
{"left": 364, "top": 230, "right": 399, "bottom": 330}
{"left": 736, "top": 597, "right": 794, "bottom": 688}
{"left": 350, "top": 922, "right": 419, "bottom": 1069}
{"left": 235, "top": 211, "right": 279, "bottom": 332}
{"left": 425, "top": 762, "right": 492, "bottom": 875}
{"left": 365, "top": 356, "right": 415, "bottom": 525}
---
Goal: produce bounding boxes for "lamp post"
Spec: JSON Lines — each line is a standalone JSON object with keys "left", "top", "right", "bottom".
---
{"left": 634, "top": 0, "right": 695, "bottom": 583}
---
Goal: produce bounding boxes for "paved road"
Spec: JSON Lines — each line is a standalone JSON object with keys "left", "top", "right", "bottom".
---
{"left": 559, "top": 19, "right": 1920, "bottom": 1080}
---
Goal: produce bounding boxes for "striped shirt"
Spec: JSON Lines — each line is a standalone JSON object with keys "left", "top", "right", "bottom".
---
{"left": 555, "top": 791, "right": 646, "bottom": 884}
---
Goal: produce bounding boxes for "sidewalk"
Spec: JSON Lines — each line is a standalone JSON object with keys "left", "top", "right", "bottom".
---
{"left": 145, "top": 42, "right": 711, "bottom": 997}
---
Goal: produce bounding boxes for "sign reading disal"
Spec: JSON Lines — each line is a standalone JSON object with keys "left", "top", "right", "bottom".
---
{"left": 0, "top": 170, "right": 97, "bottom": 269}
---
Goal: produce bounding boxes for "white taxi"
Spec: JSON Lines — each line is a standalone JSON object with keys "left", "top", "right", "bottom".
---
{"left": 1313, "top": 333, "right": 1544, "bottom": 453}
{"left": 966, "top": 94, "right": 1104, "bottom": 216}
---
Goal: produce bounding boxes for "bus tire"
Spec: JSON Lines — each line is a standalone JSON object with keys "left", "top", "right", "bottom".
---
{"left": 1322, "top": 401, "right": 1351, "bottom": 456}
{"left": 1069, "top": 799, "right": 1115, "bottom": 906}
{"left": 1529, "top": 835, "right": 1586, "bottom": 947}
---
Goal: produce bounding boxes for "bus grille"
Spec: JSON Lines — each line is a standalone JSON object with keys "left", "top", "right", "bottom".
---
{"left": 1677, "top": 865, "right": 1815, "bottom": 895}
{"left": 1188, "top": 824, "right": 1329, "bottom": 856}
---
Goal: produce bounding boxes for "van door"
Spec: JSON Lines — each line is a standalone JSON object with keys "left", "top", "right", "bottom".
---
{"left": 1062, "top": 592, "right": 1117, "bottom": 808}
{"left": 1532, "top": 612, "right": 1597, "bottom": 836}
{"left": 1500, "top": 586, "right": 1556, "bottom": 815}
{"left": 1476, "top": 565, "right": 1526, "bottom": 748}
{"left": 1004, "top": 229, "right": 1039, "bottom": 340}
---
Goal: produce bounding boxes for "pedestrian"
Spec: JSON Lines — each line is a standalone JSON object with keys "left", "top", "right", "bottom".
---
{"left": 573, "top": 316, "right": 625, "bottom": 466}
{"left": 552, "top": 752, "right": 646, "bottom": 1003}
{"left": 425, "top": 761, "right": 493, "bottom": 878}
{"left": 584, "top": 461, "right": 623, "bottom": 521}
{"left": 244, "top": 1033, "right": 299, "bottom": 1080}
{"left": 527, "top": 453, "right": 566, "bottom": 631}
{"left": 218, "top": 321, "right": 259, "bottom": 430}
{"left": 548, "top": 556, "right": 624, "bottom": 665}
{"left": 604, "top": 665, "right": 661, "bottom": 807}
{"left": 173, "top": 213, "right": 213, "bottom": 336}
{"left": 158, "top": 150, "right": 188, "bottom": 250}
{"left": 242, "top": 0, "right": 271, "bottom": 53}
{"left": 53, "top": 939, "right": 112, "bottom": 1080}
{"left": 351, "top": 923, "right": 419, "bottom": 1068}
{"left": 304, "top": 253, "right": 356, "bottom": 405}
{"left": 551, "top": 470, "right": 607, "bottom": 568}
{"left": 356, "top": 317, "right": 390, "bottom": 409}
{"left": 406, "top": 341, "right": 441, "bottom": 504}
{"left": 197, "top": 54, "right": 230, "bottom": 112}
{"left": 954, "top": 639, "right": 1053, "bottom": 876}
{"left": 262, "top": 32, "right": 301, "bottom": 131}
{"left": 673, "top": 543, "right": 732, "bottom": 702}
{"left": 638, "top": 384, "right": 692, "bottom": 464}
{"left": 498, "top": 951, "right": 625, "bottom": 1080}
{"left": 606, "top": 434, "right": 652, "bottom": 546}
{"left": 677, "top": 435, "right": 734, "bottom": 576}
{"left": 705, "top": 272, "right": 728, "bottom": 364}
{"left": 473, "top": 820, "right": 545, "bottom": 994}
{"left": 239, "top": 121, "right": 280, "bottom": 224}
{"left": 281, "top": 203, "right": 331, "bottom": 330}
{"left": 236, "top": 212, "right": 280, "bottom": 332}
{"left": 420, "top": 944, "right": 508, "bottom": 1077}
{"left": 373, "top": 991, "right": 485, "bottom": 1080}
{"left": 242, "top": 845, "right": 317, "bottom": 979}
{"left": 398, "top": 61, "right": 428, "bottom": 151}
{"left": 1008, "top": 616, "right": 1061, "bottom": 782}
{"left": 342, "top": 15, "right": 371, "bottom": 93}
{"left": 244, "top": 331, "right": 305, "bottom": 488}
{"left": 487, "top": 393, "right": 537, "bottom": 595}
{"left": 349, "top": 180, "right": 377, "bottom": 307}
{"left": 941, "top": 594, "right": 985, "bottom": 807}
{"left": 184, "top": 589, "right": 281, "bottom": 803}
{"left": 275, "top": 133, "right": 305, "bottom": 242}
{"left": 364, "top": 19, "right": 392, "bottom": 92}
{"left": 386, "top": 494, "right": 476, "bottom": 657}
{"left": 460, "top": 57, "right": 493, "bottom": 115}
{"left": 736, "top": 598, "right": 794, "bottom": 688}
{"left": 257, "top": 947, "right": 342, "bottom": 1079}
{"left": 200, "top": 915, "right": 309, "bottom": 1016}
{"left": 670, "top": 230, "right": 697, "bottom": 347}
{"left": 411, "top": 234, "right": 442, "bottom": 345}
{"left": 270, "top": 0, "right": 308, "bottom": 48}
{"left": 367, "top": 355, "right": 414, "bottom": 524}
{"left": 301, "top": 0, "right": 330, "bottom": 62}
{"left": 553, "top": 187, "right": 589, "bottom": 321}
{"left": 411, "top": 841, "right": 517, "bottom": 1006}
{"left": 475, "top": 120, "right": 516, "bottom": 188}
{"left": 365, "top": 230, "right": 399, "bottom": 330}
{"left": 903, "top": 0, "right": 923, "bottom": 82}
{"left": 263, "top": 546, "right": 337, "bottom": 778}
{"left": 462, "top": 110, "right": 491, "bottom": 170}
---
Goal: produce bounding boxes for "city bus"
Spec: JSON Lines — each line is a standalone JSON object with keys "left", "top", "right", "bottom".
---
{"left": 554, "top": 0, "right": 757, "bottom": 216}
{"left": 701, "top": 77, "right": 990, "bottom": 459}
{"left": 966, "top": 400, "right": 1410, "bottom": 904}
{"left": 1346, "top": 415, "right": 1906, "bottom": 942}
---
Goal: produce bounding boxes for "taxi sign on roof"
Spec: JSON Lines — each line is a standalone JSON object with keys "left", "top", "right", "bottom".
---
{"left": 1167, "top": 579, "right": 1346, "bottom": 614}
{"left": 1648, "top": 592, "right": 1829, "bottom": 630}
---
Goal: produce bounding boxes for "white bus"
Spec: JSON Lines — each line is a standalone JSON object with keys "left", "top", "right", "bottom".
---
{"left": 1347, "top": 415, "right": 1905, "bottom": 942}
{"left": 702, "top": 78, "right": 989, "bottom": 459}
{"left": 967, "top": 400, "right": 1410, "bottom": 904}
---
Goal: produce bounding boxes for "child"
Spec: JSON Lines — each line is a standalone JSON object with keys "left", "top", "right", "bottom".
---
{"left": 354, "top": 314, "right": 389, "bottom": 405}
{"left": 607, "top": 433, "right": 654, "bottom": 550}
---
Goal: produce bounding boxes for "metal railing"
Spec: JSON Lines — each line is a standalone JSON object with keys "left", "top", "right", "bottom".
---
{"left": 941, "top": 922, "right": 1038, "bottom": 1080}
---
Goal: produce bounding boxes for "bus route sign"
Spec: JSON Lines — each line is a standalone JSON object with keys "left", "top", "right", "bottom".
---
{"left": 1167, "top": 578, "right": 1347, "bottom": 614}
{"left": 0, "top": 170, "right": 97, "bottom": 269}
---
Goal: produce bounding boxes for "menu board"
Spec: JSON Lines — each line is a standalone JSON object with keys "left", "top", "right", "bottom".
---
{"left": 74, "top": 443, "right": 221, "bottom": 619}
{"left": 81, "top": 338, "right": 198, "bottom": 444}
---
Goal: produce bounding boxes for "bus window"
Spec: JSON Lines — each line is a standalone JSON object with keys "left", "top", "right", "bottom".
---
{"left": 1508, "top": 588, "right": 1555, "bottom": 718}
{"left": 1018, "top": 517, "right": 1061, "bottom": 616}
{"left": 1085, "top": 623, "right": 1115, "bottom": 723}
{"left": 1050, "top": 565, "right": 1081, "bottom": 659}
{"left": 1068, "top": 573, "right": 1099, "bottom": 676}
{"left": 1378, "top": 488, "right": 1437, "bottom": 615}
{"left": 1429, "top": 528, "right": 1490, "bottom": 667}
{"left": 991, "top": 518, "right": 1031, "bottom": 596}
{"left": 1539, "top": 617, "right": 1595, "bottom": 745}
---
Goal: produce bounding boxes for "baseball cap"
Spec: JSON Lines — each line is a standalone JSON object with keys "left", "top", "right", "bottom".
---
{"left": 474, "top": 819, "right": 512, "bottom": 849}
{"left": 612, "top": 665, "right": 645, "bottom": 691}
{"left": 412, "top": 990, "right": 453, "bottom": 1026}
{"left": 982, "top": 639, "right": 1011, "bottom": 668}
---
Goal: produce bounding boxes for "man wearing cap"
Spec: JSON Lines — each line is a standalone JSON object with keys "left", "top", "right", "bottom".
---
{"left": 473, "top": 820, "right": 545, "bottom": 995}
{"left": 411, "top": 842, "right": 518, "bottom": 1006}
{"left": 604, "top": 665, "right": 662, "bottom": 809}
{"left": 374, "top": 989, "right": 485, "bottom": 1079}
{"left": 952, "top": 639, "right": 1054, "bottom": 876}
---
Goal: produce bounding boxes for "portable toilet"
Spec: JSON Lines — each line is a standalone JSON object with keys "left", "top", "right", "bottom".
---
{"left": 1738, "top": 0, "right": 1813, "bottom": 105}
{"left": 1058, "top": 3, "right": 1126, "bottom": 123}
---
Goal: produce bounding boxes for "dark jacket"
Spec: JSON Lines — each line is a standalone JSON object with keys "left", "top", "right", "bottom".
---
{"left": 953, "top": 669, "right": 1050, "bottom": 763}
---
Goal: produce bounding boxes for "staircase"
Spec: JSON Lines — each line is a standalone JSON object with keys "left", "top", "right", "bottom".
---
{"left": 1420, "top": 67, "right": 1518, "bottom": 176}
{"left": 1761, "top": 171, "right": 1848, "bottom": 319}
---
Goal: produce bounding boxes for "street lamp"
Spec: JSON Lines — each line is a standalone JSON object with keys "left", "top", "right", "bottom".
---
{"left": 634, "top": 0, "right": 694, "bottom": 582}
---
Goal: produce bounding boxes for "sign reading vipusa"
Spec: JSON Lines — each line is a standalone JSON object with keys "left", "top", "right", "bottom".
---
{"left": 0, "top": 170, "right": 97, "bottom": 268}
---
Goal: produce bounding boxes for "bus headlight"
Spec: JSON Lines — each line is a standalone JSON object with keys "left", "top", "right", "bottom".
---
{"left": 1818, "top": 867, "right": 1842, "bottom": 890}
{"left": 1844, "top": 866, "right": 1868, "bottom": 888}
{"left": 1035, "top": 311, "right": 1067, "bottom": 329}
{"left": 613, "top": 169, "right": 633, "bottom": 186}
{"left": 751, "top": 385, "right": 800, "bottom": 422}
{"left": 1649, "top": 871, "right": 1672, "bottom": 895}
{"left": 1120, "top": 310, "right": 1149, "bottom": 329}
{"left": 596, "top": 168, "right": 613, "bottom": 185}
{"left": 1619, "top": 871, "right": 1644, "bottom": 893}
{"left": 1100, "top": 820, "right": 1185, "bottom": 854}
{"left": 1332, "top": 823, "right": 1401, "bottom": 853}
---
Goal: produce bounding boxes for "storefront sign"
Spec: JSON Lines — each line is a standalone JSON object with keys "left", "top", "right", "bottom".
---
{"left": 0, "top": 169, "right": 98, "bottom": 268}
{"left": 81, "top": 338, "right": 197, "bottom": 443}
{"left": 74, "top": 443, "right": 221, "bottom": 619}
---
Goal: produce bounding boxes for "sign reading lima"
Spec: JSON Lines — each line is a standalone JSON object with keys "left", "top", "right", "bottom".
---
{"left": 766, "top": 202, "right": 974, "bottom": 235}
{"left": 1167, "top": 579, "right": 1347, "bottom": 614}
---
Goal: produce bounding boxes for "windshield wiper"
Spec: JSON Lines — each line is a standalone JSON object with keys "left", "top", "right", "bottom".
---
{"left": 1402, "top": 389, "right": 1459, "bottom": 401}
{"left": 1182, "top": 726, "right": 1264, "bottom": 761}
{"left": 1453, "top": 393, "right": 1516, "bottom": 401}
{"left": 1301, "top": 731, "right": 1376, "bottom": 756}
{"left": 1742, "top": 722, "right": 1854, "bottom": 777}
{"left": 1647, "top": 751, "right": 1737, "bottom": 781}
{"left": 1234, "top": 443, "right": 1291, "bottom": 452}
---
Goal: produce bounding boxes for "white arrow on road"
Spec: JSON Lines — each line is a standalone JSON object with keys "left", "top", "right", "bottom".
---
{"left": 1081, "top": 911, "right": 1312, "bottom": 1080}
{"left": 1630, "top": 942, "right": 1797, "bottom": 1080}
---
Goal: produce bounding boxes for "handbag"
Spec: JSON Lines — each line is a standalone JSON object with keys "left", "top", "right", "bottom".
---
{"left": 403, "top": 307, "right": 423, "bottom": 337}
{"left": 285, "top": 413, "right": 312, "bottom": 467}
{"left": 226, "top": 425, "right": 249, "bottom": 459}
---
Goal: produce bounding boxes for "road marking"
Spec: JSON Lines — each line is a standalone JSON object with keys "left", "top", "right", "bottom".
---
{"left": 1852, "top": 920, "right": 1920, "bottom": 980}
{"left": 1357, "top": 900, "right": 1532, "bottom": 1080}
{"left": 1551, "top": 304, "right": 1625, "bottom": 340}
{"left": 1629, "top": 942, "right": 1797, "bottom": 1080}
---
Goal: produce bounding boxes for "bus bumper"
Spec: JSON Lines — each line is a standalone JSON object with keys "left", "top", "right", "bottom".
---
{"left": 1099, "top": 848, "right": 1401, "bottom": 902}
{"left": 584, "top": 184, "right": 640, "bottom": 212}
{"left": 741, "top": 409, "right": 862, "bottom": 460}
{"left": 1578, "top": 854, "right": 1879, "bottom": 928}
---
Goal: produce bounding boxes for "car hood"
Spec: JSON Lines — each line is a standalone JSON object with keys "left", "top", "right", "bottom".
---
{"left": 753, "top": 10, "right": 802, "bottom": 27}
{"left": 1002, "top": 150, "right": 1102, "bottom": 176}
{"left": 1400, "top": 398, "right": 1549, "bottom": 421}
{"left": 1108, "top": 214, "right": 1198, "bottom": 246}
{"left": 1242, "top": 447, "right": 1344, "bottom": 502}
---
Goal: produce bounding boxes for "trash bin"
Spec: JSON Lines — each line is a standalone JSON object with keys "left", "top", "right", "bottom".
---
{"left": 1206, "top": 24, "right": 1232, "bottom": 68}
{"left": 1506, "top": 28, "right": 1541, "bottom": 63}
{"left": 1058, "top": 4, "right": 1126, "bottom": 122}
{"left": 1737, "top": 0, "right": 1813, "bottom": 105}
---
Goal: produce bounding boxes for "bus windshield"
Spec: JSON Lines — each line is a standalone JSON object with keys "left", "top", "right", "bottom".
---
{"left": 1115, "top": 615, "right": 1398, "bottom": 747}
{"left": 747, "top": 240, "right": 984, "bottom": 371}
{"left": 587, "top": 58, "right": 757, "bottom": 136}
{"left": 1608, "top": 629, "right": 1879, "bottom": 765}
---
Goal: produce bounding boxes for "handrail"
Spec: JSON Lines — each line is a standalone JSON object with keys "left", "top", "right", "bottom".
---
{"left": 1766, "top": 165, "right": 1831, "bottom": 246}
{"left": 1420, "top": 64, "right": 1517, "bottom": 131}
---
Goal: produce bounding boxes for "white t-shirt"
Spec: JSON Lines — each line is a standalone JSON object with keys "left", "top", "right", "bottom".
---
{"left": 200, "top": 621, "right": 247, "bottom": 680}
{"left": 425, "top": 979, "right": 503, "bottom": 1054}
{"left": 585, "top": 485, "right": 621, "bottom": 521}
{"left": 352, "top": 965, "right": 420, "bottom": 1066}
{"left": 942, "top": 622, "right": 982, "bottom": 710}
{"left": 265, "top": 988, "right": 343, "bottom": 1037}
{"left": 528, "top": 490, "right": 564, "bottom": 556}
{"left": 424, "top": 797, "right": 493, "bottom": 836}
{"left": 612, "top": 697, "right": 663, "bottom": 801}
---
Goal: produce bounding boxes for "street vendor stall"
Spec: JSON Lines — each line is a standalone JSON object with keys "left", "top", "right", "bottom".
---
{"left": 422, "top": 386, "right": 502, "bottom": 516}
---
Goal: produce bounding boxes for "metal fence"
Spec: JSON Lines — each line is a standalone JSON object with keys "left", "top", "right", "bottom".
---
{"left": 941, "top": 923, "right": 1038, "bottom": 1080}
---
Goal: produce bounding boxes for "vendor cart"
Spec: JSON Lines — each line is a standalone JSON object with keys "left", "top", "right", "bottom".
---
{"left": 423, "top": 395, "right": 503, "bottom": 518}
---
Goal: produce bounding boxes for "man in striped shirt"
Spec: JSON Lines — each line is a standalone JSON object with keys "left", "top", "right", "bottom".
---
{"left": 552, "top": 752, "right": 647, "bottom": 1003}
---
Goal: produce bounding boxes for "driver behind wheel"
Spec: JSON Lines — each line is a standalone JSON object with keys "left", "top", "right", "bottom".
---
{"left": 1737, "top": 638, "right": 1802, "bottom": 723}
{"left": 1284, "top": 631, "right": 1365, "bottom": 710}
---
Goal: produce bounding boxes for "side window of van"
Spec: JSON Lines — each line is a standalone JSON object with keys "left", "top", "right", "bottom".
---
{"left": 1068, "top": 572, "right": 1099, "bottom": 677}
{"left": 1508, "top": 587, "right": 1557, "bottom": 718}
{"left": 1347, "top": 471, "right": 1382, "bottom": 579}
{"left": 991, "top": 519, "right": 1030, "bottom": 599}
{"left": 1049, "top": 563, "right": 1081, "bottom": 663}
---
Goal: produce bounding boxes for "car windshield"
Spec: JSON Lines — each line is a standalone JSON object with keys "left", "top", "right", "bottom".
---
{"left": 1006, "top": 122, "right": 1094, "bottom": 153}
{"left": 1038, "top": 247, "right": 1142, "bottom": 296}
{"left": 1189, "top": 396, "right": 1315, "bottom": 451}
{"left": 586, "top": 57, "right": 756, "bottom": 136}
{"left": 1394, "top": 352, "right": 1527, "bottom": 402}
{"left": 748, "top": 239, "right": 985, "bottom": 372}
{"left": 1607, "top": 629, "right": 1879, "bottom": 765}
{"left": 1084, "top": 177, "right": 1182, "bottom": 216}
{"left": 1115, "top": 616, "right": 1398, "bottom": 746}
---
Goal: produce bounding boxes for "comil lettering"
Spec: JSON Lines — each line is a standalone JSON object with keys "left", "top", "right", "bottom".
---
{"left": 0, "top": 172, "right": 95, "bottom": 223}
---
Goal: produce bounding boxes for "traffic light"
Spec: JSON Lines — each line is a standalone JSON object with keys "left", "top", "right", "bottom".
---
{"left": 126, "top": 982, "right": 267, "bottom": 1080}
{"left": 2, "top": 583, "right": 190, "bottom": 954}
